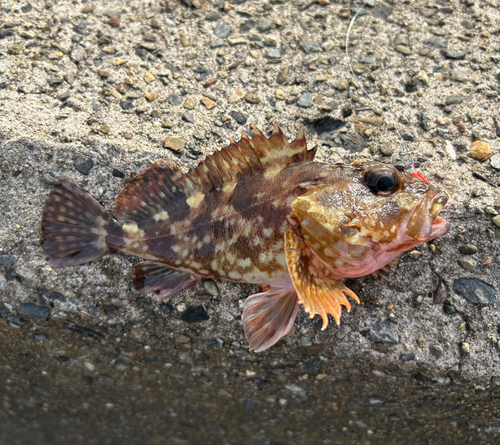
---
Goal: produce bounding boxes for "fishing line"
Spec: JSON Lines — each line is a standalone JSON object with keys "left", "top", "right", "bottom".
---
{"left": 344, "top": 0, "right": 426, "bottom": 180}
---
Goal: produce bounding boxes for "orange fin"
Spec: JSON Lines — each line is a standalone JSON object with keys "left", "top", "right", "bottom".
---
{"left": 132, "top": 261, "right": 199, "bottom": 300}
{"left": 242, "top": 286, "right": 299, "bottom": 352}
{"left": 285, "top": 229, "right": 360, "bottom": 330}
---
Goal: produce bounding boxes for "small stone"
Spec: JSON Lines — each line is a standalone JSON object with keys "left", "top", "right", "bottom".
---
{"left": 120, "top": 100, "right": 134, "bottom": 110}
{"left": 144, "top": 71, "right": 155, "bottom": 83}
{"left": 445, "top": 95, "right": 464, "bottom": 105}
{"left": 276, "top": 88, "right": 286, "bottom": 100}
{"left": 451, "top": 67, "right": 468, "bottom": 82}
{"left": 206, "top": 12, "right": 222, "bottom": 22}
{"left": 100, "top": 124, "right": 110, "bottom": 134}
{"left": 409, "top": 250, "right": 422, "bottom": 259}
{"left": 277, "top": 66, "right": 290, "bottom": 84}
{"left": 395, "top": 44, "right": 411, "bottom": 55}
{"left": 437, "top": 117, "right": 449, "bottom": 126}
{"left": 2, "top": 160, "right": 11, "bottom": 173}
{"left": 336, "top": 81, "right": 349, "bottom": 90}
{"left": 358, "top": 117, "right": 384, "bottom": 127}
{"left": 98, "top": 69, "right": 110, "bottom": 78}
{"left": 459, "top": 256, "right": 477, "bottom": 271}
{"left": 19, "top": 303, "right": 50, "bottom": 322}
{"left": 443, "top": 302, "right": 458, "bottom": 314}
{"left": 380, "top": 145, "right": 394, "bottom": 157}
{"left": 8, "top": 44, "right": 23, "bottom": 55}
{"left": 368, "top": 320, "right": 399, "bottom": 344}
{"left": 266, "top": 47, "right": 284, "bottom": 59}
{"left": 81, "top": 4, "right": 94, "bottom": 13}
{"left": 181, "top": 306, "right": 210, "bottom": 323}
{"left": 182, "top": 111, "right": 195, "bottom": 123}
{"left": 243, "top": 399, "right": 257, "bottom": 412}
{"left": 459, "top": 244, "right": 478, "bottom": 255}
{"left": 257, "top": 18, "right": 273, "bottom": 33}
{"left": 444, "top": 49, "right": 466, "bottom": 59}
{"left": 49, "top": 51, "right": 64, "bottom": 59}
{"left": 203, "top": 280, "right": 219, "bottom": 296}
{"left": 470, "top": 141, "right": 492, "bottom": 161}
{"left": 183, "top": 97, "right": 197, "bottom": 110}
{"left": 143, "top": 32, "right": 157, "bottom": 42}
{"left": 0, "top": 255, "right": 14, "bottom": 267}
{"left": 164, "top": 137, "right": 186, "bottom": 152}
{"left": 229, "top": 111, "right": 247, "bottom": 125}
{"left": 114, "top": 59, "right": 128, "bottom": 66}
{"left": 414, "top": 70, "right": 430, "bottom": 86}
{"left": 492, "top": 215, "right": 500, "bottom": 228}
{"left": 244, "top": 92, "right": 261, "bottom": 104}
{"left": 429, "top": 344, "right": 443, "bottom": 358}
{"left": 201, "top": 97, "right": 216, "bottom": 109}
{"left": 297, "top": 91, "right": 313, "bottom": 108}
{"left": 214, "top": 23, "right": 232, "bottom": 39}
{"left": 490, "top": 154, "right": 500, "bottom": 170}
{"left": 109, "top": 17, "right": 120, "bottom": 27}
{"left": 180, "top": 37, "right": 190, "bottom": 47}
{"left": 74, "top": 157, "right": 93, "bottom": 176}
{"left": 299, "top": 41, "right": 319, "bottom": 54}
{"left": 228, "top": 36, "right": 246, "bottom": 46}
{"left": 453, "top": 278, "right": 496, "bottom": 305}
{"left": 461, "top": 342, "right": 470, "bottom": 355}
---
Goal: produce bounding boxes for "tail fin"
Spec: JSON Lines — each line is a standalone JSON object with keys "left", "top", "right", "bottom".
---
{"left": 41, "top": 179, "right": 112, "bottom": 267}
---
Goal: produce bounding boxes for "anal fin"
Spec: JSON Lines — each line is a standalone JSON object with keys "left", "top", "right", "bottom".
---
{"left": 242, "top": 286, "right": 299, "bottom": 353}
{"left": 132, "top": 262, "right": 199, "bottom": 300}
{"left": 285, "top": 229, "right": 360, "bottom": 330}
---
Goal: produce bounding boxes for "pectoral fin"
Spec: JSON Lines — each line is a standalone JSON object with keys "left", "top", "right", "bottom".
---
{"left": 242, "top": 286, "right": 299, "bottom": 352}
{"left": 132, "top": 262, "right": 199, "bottom": 300}
{"left": 285, "top": 229, "right": 360, "bottom": 330}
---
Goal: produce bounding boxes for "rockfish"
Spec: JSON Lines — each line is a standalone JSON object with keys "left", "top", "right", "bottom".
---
{"left": 41, "top": 124, "right": 450, "bottom": 351}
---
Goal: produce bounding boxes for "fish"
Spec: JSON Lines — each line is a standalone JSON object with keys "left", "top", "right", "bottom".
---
{"left": 41, "top": 123, "right": 450, "bottom": 352}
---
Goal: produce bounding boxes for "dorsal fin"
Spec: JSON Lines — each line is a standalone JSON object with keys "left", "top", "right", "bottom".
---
{"left": 115, "top": 123, "right": 315, "bottom": 223}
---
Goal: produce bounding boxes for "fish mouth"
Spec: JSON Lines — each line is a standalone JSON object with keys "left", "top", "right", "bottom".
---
{"left": 405, "top": 193, "right": 450, "bottom": 240}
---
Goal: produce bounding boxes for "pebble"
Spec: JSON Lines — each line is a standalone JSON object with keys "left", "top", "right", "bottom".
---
{"left": 395, "top": 44, "right": 411, "bottom": 55}
{"left": 266, "top": 47, "right": 284, "bottom": 60}
{"left": 164, "top": 137, "right": 186, "bottom": 152}
{"left": 492, "top": 215, "right": 500, "bottom": 228}
{"left": 336, "top": 81, "right": 348, "bottom": 90}
{"left": 181, "top": 305, "right": 210, "bottom": 323}
{"left": 200, "top": 97, "right": 216, "bottom": 109}
{"left": 144, "top": 71, "right": 155, "bottom": 83}
{"left": 183, "top": 98, "right": 197, "bottom": 110}
{"left": 120, "top": 100, "right": 134, "bottom": 110}
{"left": 470, "top": 141, "right": 492, "bottom": 161}
{"left": 408, "top": 250, "right": 422, "bottom": 259}
{"left": 299, "top": 41, "right": 319, "bottom": 54}
{"left": 368, "top": 320, "right": 399, "bottom": 344}
{"left": 380, "top": 145, "right": 394, "bottom": 157}
{"left": 443, "top": 302, "right": 458, "bottom": 314}
{"left": 100, "top": 124, "right": 110, "bottom": 134}
{"left": 228, "top": 36, "right": 246, "bottom": 46}
{"left": 277, "top": 66, "right": 290, "bottom": 84}
{"left": 451, "top": 67, "right": 468, "bottom": 82}
{"left": 358, "top": 117, "right": 384, "bottom": 127}
{"left": 214, "top": 23, "right": 232, "bottom": 39}
{"left": 445, "top": 95, "right": 464, "bottom": 105}
{"left": 429, "top": 344, "right": 443, "bottom": 358}
{"left": 257, "top": 18, "right": 273, "bottom": 33}
{"left": 275, "top": 88, "right": 286, "bottom": 100}
{"left": 109, "top": 17, "right": 120, "bottom": 27}
{"left": 203, "top": 280, "right": 219, "bottom": 296}
{"left": 453, "top": 278, "right": 496, "bottom": 305}
{"left": 244, "top": 92, "right": 260, "bottom": 104}
{"left": 0, "top": 255, "right": 14, "bottom": 267}
{"left": 444, "top": 50, "right": 466, "bottom": 59}
{"left": 459, "top": 244, "right": 478, "bottom": 255}
{"left": 74, "top": 157, "right": 93, "bottom": 175}
{"left": 490, "top": 154, "right": 500, "bottom": 170}
{"left": 297, "top": 91, "right": 313, "bottom": 108}
{"left": 459, "top": 256, "right": 477, "bottom": 271}
{"left": 182, "top": 111, "right": 195, "bottom": 123}
{"left": 19, "top": 303, "right": 50, "bottom": 322}
{"left": 229, "top": 111, "right": 247, "bottom": 125}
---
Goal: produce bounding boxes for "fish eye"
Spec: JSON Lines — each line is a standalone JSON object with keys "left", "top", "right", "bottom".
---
{"left": 363, "top": 166, "right": 402, "bottom": 196}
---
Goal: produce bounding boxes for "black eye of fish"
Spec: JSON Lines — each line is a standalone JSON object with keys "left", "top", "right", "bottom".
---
{"left": 363, "top": 167, "right": 402, "bottom": 195}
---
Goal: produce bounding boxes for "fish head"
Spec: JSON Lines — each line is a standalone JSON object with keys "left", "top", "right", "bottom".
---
{"left": 291, "top": 162, "right": 450, "bottom": 272}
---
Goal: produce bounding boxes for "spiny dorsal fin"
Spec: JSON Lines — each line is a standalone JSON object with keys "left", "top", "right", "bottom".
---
{"left": 115, "top": 124, "right": 315, "bottom": 223}
{"left": 187, "top": 122, "right": 314, "bottom": 191}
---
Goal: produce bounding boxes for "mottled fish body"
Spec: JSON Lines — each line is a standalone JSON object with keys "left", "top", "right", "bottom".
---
{"left": 41, "top": 124, "right": 450, "bottom": 352}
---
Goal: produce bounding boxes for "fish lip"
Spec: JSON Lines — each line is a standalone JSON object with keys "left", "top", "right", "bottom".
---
{"left": 429, "top": 215, "right": 451, "bottom": 238}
